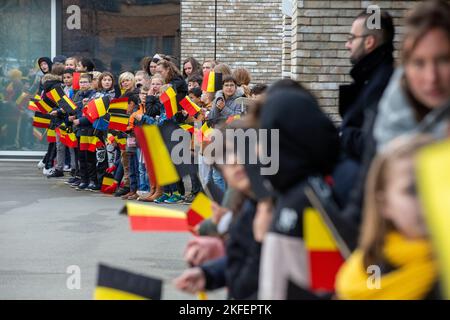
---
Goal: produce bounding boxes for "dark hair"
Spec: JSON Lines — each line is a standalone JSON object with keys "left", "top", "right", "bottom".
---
{"left": 187, "top": 73, "right": 203, "bottom": 86}
{"left": 63, "top": 68, "right": 75, "bottom": 75}
{"left": 156, "top": 60, "right": 182, "bottom": 82}
{"left": 125, "top": 92, "right": 140, "bottom": 105}
{"left": 98, "top": 71, "right": 115, "bottom": 90}
{"left": 250, "top": 84, "right": 268, "bottom": 96}
{"left": 51, "top": 64, "right": 65, "bottom": 76}
{"left": 182, "top": 57, "right": 202, "bottom": 78}
{"left": 189, "top": 86, "right": 202, "bottom": 98}
{"left": 80, "top": 57, "right": 96, "bottom": 72}
{"left": 356, "top": 10, "right": 395, "bottom": 47}
{"left": 222, "top": 75, "right": 237, "bottom": 86}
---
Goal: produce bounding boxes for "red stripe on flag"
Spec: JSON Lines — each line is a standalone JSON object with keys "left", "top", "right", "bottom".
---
{"left": 308, "top": 251, "right": 344, "bottom": 292}
{"left": 129, "top": 216, "right": 189, "bottom": 232}
{"left": 186, "top": 209, "right": 205, "bottom": 229}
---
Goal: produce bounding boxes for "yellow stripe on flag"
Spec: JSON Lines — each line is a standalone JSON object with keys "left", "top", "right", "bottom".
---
{"left": 190, "top": 192, "right": 213, "bottom": 219}
{"left": 304, "top": 207, "right": 339, "bottom": 251}
{"left": 143, "top": 125, "right": 180, "bottom": 186}
{"left": 94, "top": 287, "right": 148, "bottom": 300}
{"left": 110, "top": 115, "right": 129, "bottom": 125}
{"left": 416, "top": 139, "right": 450, "bottom": 299}
{"left": 207, "top": 71, "right": 216, "bottom": 92}
{"left": 126, "top": 201, "right": 186, "bottom": 219}
{"left": 49, "top": 88, "right": 62, "bottom": 102}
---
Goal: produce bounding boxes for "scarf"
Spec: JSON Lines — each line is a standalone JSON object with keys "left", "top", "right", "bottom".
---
{"left": 335, "top": 232, "right": 438, "bottom": 300}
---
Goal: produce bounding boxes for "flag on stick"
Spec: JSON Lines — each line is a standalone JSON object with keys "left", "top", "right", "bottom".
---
{"left": 94, "top": 264, "right": 162, "bottom": 300}
{"left": 160, "top": 86, "right": 178, "bottom": 119}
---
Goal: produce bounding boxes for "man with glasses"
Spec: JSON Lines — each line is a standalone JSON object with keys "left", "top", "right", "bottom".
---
{"left": 334, "top": 10, "right": 395, "bottom": 214}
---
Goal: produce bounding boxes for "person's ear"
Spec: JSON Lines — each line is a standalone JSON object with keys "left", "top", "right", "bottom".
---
{"left": 365, "top": 34, "right": 377, "bottom": 52}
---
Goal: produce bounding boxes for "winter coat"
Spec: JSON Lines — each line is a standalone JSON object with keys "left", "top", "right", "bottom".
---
{"left": 201, "top": 199, "right": 260, "bottom": 300}
{"left": 208, "top": 90, "right": 244, "bottom": 124}
{"left": 258, "top": 88, "right": 341, "bottom": 300}
{"left": 339, "top": 44, "right": 395, "bottom": 162}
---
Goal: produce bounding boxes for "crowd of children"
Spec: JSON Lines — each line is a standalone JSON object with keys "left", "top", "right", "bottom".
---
{"left": 24, "top": 0, "right": 450, "bottom": 300}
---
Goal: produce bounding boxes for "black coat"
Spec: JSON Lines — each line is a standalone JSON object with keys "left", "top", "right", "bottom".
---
{"left": 201, "top": 199, "right": 260, "bottom": 300}
{"left": 339, "top": 44, "right": 394, "bottom": 162}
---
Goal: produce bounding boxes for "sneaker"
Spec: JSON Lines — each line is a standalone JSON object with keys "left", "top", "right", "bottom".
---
{"left": 70, "top": 180, "right": 81, "bottom": 188}
{"left": 76, "top": 182, "right": 89, "bottom": 190}
{"left": 63, "top": 165, "right": 71, "bottom": 172}
{"left": 183, "top": 193, "right": 197, "bottom": 204}
{"left": 37, "top": 160, "right": 45, "bottom": 169}
{"left": 154, "top": 193, "right": 170, "bottom": 204}
{"left": 114, "top": 187, "right": 130, "bottom": 197}
{"left": 164, "top": 193, "right": 183, "bottom": 204}
{"left": 43, "top": 167, "right": 55, "bottom": 176}
{"left": 65, "top": 177, "right": 80, "bottom": 185}
{"left": 47, "top": 170, "right": 64, "bottom": 178}
{"left": 87, "top": 182, "right": 101, "bottom": 192}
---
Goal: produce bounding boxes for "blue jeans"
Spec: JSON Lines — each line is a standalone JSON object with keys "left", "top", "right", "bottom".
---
{"left": 208, "top": 167, "right": 226, "bottom": 192}
{"left": 128, "top": 152, "right": 139, "bottom": 192}
{"left": 137, "top": 148, "right": 149, "bottom": 192}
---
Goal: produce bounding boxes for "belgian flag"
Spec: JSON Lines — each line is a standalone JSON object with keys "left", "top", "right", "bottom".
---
{"left": 33, "top": 128, "right": 44, "bottom": 141}
{"left": 108, "top": 97, "right": 128, "bottom": 115}
{"left": 416, "top": 139, "right": 450, "bottom": 299}
{"left": 46, "top": 87, "right": 77, "bottom": 114}
{"left": 108, "top": 114, "right": 129, "bottom": 132}
{"left": 56, "top": 125, "right": 78, "bottom": 148}
{"left": 202, "top": 71, "right": 222, "bottom": 93}
{"left": 94, "top": 264, "right": 162, "bottom": 300}
{"left": 28, "top": 95, "right": 41, "bottom": 112}
{"left": 80, "top": 135, "right": 103, "bottom": 152}
{"left": 303, "top": 207, "right": 345, "bottom": 292}
{"left": 34, "top": 97, "right": 53, "bottom": 114}
{"left": 32, "top": 112, "right": 51, "bottom": 129}
{"left": 46, "top": 87, "right": 64, "bottom": 103}
{"left": 135, "top": 122, "right": 196, "bottom": 187}
{"left": 72, "top": 72, "right": 81, "bottom": 90}
{"left": 15, "top": 92, "right": 28, "bottom": 109}
{"left": 186, "top": 192, "right": 213, "bottom": 231}
{"left": 180, "top": 123, "right": 194, "bottom": 133}
{"left": 121, "top": 202, "right": 189, "bottom": 232}
{"left": 101, "top": 173, "right": 116, "bottom": 194}
{"left": 58, "top": 95, "right": 78, "bottom": 114}
{"left": 180, "top": 96, "right": 201, "bottom": 117}
{"left": 160, "top": 86, "right": 178, "bottom": 119}
{"left": 84, "top": 97, "right": 110, "bottom": 123}
{"left": 47, "top": 128, "right": 56, "bottom": 143}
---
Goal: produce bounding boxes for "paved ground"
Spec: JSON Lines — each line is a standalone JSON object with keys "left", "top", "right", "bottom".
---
{"left": 0, "top": 161, "right": 224, "bottom": 300}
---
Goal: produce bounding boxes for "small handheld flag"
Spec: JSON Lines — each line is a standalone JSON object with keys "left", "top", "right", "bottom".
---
{"left": 180, "top": 96, "right": 201, "bottom": 117}
{"left": 94, "top": 264, "right": 162, "bottom": 300}
{"left": 160, "top": 86, "right": 178, "bottom": 119}
{"left": 121, "top": 201, "right": 189, "bottom": 232}
{"left": 186, "top": 192, "right": 213, "bottom": 231}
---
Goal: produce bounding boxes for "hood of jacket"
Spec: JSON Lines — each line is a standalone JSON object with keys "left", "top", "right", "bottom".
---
{"left": 38, "top": 57, "right": 53, "bottom": 75}
{"left": 260, "top": 88, "right": 340, "bottom": 192}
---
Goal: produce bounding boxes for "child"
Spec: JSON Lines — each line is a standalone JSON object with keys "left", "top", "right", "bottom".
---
{"left": 120, "top": 93, "right": 140, "bottom": 200}
{"left": 65, "top": 57, "right": 78, "bottom": 70}
{"left": 69, "top": 73, "right": 98, "bottom": 190}
{"left": 92, "top": 71, "right": 116, "bottom": 100}
{"left": 187, "top": 74, "right": 203, "bottom": 91}
{"left": 335, "top": 136, "right": 439, "bottom": 300}
{"left": 62, "top": 68, "right": 74, "bottom": 98}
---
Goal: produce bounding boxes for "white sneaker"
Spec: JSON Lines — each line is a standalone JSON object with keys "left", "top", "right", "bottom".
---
{"left": 63, "top": 165, "right": 71, "bottom": 172}
{"left": 43, "top": 167, "right": 55, "bottom": 176}
{"left": 37, "top": 160, "right": 45, "bottom": 169}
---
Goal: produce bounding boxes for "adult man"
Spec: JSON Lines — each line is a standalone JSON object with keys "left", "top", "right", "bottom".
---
{"left": 334, "top": 10, "right": 395, "bottom": 210}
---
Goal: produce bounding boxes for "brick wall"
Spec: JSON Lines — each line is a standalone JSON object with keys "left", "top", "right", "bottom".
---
{"left": 288, "top": 0, "right": 423, "bottom": 122}
{"left": 181, "top": 0, "right": 283, "bottom": 84}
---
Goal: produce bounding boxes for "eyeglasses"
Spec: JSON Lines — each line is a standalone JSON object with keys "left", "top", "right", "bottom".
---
{"left": 347, "top": 34, "right": 371, "bottom": 42}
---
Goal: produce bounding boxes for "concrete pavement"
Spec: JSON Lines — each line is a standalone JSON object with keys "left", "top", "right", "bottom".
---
{"left": 0, "top": 161, "right": 225, "bottom": 300}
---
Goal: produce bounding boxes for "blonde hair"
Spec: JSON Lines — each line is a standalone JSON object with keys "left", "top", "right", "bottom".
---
{"left": 213, "top": 63, "right": 232, "bottom": 77}
{"left": 359, "top": 135, "right": 433, "bottom": 268}
{"left": 118, "top": 71, "right": 135, "bottom": 90}
{"left": 151, "top": 73, "right": 164, "bottom": 84}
